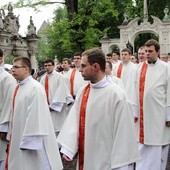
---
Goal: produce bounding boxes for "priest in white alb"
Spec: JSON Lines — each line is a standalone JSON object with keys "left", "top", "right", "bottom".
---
{"left": 40, "top": 59, "right": 74, "bottom": 137}
{"left": 132, "top": 39, "right": 170, "bottom": 170}
{"left": 57, "top": 48, "right": 140, "bottom": 170}
{"left": 6, "top": 57, "right": 63, "bottom": 170}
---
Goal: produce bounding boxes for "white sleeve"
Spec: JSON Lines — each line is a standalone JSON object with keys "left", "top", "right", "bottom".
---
{"left": 60, "top": 146, "right": 74, "bottom": 160}
{"left": 132, "top": 104, "right": 139, "bottom": 117}
{"left": 166, "top": 106, "right": 170, "bottom": 121}
{"left": 66, "top": 96, "right": 74, "bottom": 105}
{"left": 0, "top": 122, "right": 9, "bottom": 132}
{"left": 113, "top": 165, "right": 131, "bottom": 170}
{"left": 20, "top": 136, "right": 45, "bottom": 150}
{"left": 50, "top": 102, "right": 64, "bottom": 112}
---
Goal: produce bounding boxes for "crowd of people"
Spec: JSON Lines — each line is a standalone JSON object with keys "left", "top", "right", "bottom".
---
{"left": 0, "top": 39, "right": 170, "bottom": 170}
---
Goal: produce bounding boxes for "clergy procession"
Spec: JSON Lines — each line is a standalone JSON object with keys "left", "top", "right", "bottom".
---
{"left": 0, "top": 39, "right": 170, "bottom": 170}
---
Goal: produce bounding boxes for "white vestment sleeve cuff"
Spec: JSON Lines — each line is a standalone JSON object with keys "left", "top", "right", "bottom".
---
{"left": 20, "top": 136, "right": 44, "bottom": 150}
{"left": 166, "top": 106, "right": 170, "bottom": 121}
{"left": 0, "top": 122, "right": 9, "bottom": 132}
{"left": 50, "top": 102, "right": 64, "bottom": 112}
{"left": 132, "top": 105, "right": 139, "bottom": 117}
{"left": 66, "top": 96, "right": 74, "bottom": 104}
{"left": 113, "top": 165, "right": 129, "bottom": 170}
{"left": 60, "top": 146, "right": 74, "bottom": 160}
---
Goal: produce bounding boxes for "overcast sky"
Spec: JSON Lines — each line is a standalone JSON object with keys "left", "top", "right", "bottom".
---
{"left": 0, "top": 0, "right": 62, "bottom": 36}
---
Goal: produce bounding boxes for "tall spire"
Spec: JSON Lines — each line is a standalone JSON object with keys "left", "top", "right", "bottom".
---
{"left": 144, "top": 0, "right": 148, "bottom": 22}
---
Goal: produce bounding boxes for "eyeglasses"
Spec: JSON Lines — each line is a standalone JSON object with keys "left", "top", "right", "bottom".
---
{"left": 44, "top": 64, "right": 53, "bottom": 67}
{"left": 73, "top": 57, "right": 81, "bottom": 60}
{"left": 12, "top": 65, "right": 26, "bottom": 69}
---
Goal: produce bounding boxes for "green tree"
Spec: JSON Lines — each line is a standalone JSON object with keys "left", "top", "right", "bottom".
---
{"left": 9, "top": 0, "right": 170, "bottom": 61}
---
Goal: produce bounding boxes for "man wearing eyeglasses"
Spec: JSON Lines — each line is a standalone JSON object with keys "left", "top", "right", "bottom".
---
{"left": 64, "top": 52, "right": 88, "bottom": 100}
{"left": 132, "top": 39, "right": 170, "bottom": 170}
{"left": 0, "top": 49, "right": 16, "bottom": 170}
{"left": 57, "top": 48, "right": 140, "bottom": 170}
{"left": 40, "top": 59, "right": 74, "bottom": 138}
{"left": 7, "top": 57, "right": 63, "bottom": 170}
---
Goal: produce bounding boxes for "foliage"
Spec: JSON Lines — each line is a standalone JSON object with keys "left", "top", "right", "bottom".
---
{"left": 9, "top": 0, "right": 170, "bottom": 63}
{"left": 4, "top": 55, "right": 14, "bottom": 64}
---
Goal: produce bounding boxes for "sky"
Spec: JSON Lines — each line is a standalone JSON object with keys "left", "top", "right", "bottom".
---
{"left": 0, "top": 0, "right": 63, "bottom": 36}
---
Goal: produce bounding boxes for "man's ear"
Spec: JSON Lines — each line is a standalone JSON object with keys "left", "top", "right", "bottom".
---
{"left": 93, "top": 63, "right": 100, "bottom": 72}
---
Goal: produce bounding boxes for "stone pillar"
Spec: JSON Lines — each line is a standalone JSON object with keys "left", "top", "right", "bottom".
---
{"left": 26, "top": 37, "right": 39, "bottom": 69}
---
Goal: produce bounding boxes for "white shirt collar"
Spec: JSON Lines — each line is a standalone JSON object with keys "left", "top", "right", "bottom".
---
{"left": 47, "top": 70, "right": 56, "bottom": 76}
{"left": 19, "top": 75, "right": 33, "bottom": 85}
{"left": 90, "top": 76, "right": 111, "bottom": 88}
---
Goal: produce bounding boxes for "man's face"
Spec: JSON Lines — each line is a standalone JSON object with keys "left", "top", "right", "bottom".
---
{"left": 112, "top": 53, "right": 119, "bottom": 61}
{"left": 130, "top": 55, "right": 137, "bottom": 64}
{"left": 12, "top": 60, "right": 28, "bottom": 81}
{"left": 121, "top": 51, "right": 130, "bottom": 63}
{"left": 73, "top": 55, "right": 81, "bottom": 68}
{"left": 105, "top": 56, "right": 112, "bottom": 62}
{"left": 62, "top": 61, "right": 70, "bottom": 71}
{"left": 79, "top": 55, "right": 94, "bottom": 81}
{"left": 138, "top": 49, "right": 146, "bottom": 62}
{"left": 160, "top": 54, "right": 169, "bottom": 63}
{"left": 105, "top": 63, "right": 112, "bottom": 75}
{"left": 44, "top": 62, "right": 54, "bottom": 74}
{"left": 145, "top": 45, "right": 159, "bottom": 63}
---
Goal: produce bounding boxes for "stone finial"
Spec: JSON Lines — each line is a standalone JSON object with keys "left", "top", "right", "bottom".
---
{"left": 101, "top": 33, "right": 110, "bottom": 40}
{"left": 122, "top": 12, "right": 129, "bottom": 25}
{"left": 162, "top": 6, "right": 170, "bottom": 22}
{"left": 143, "top": 0, "right": 148, "bottom": 22}
{"left": 27, "top": 16, "right": 37, "bottom": 36}
{"left": 8, "top": 2, "right": 13, "bottom": 15}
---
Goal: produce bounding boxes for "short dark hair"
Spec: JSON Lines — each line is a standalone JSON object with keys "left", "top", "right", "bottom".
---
{"left": 74, "top": 52, "right": 81, "bottom": 57}
{"left": 121, "top": 48, "right": 132, "bottom": 55}
{"left": 112, "top": 51, "right": 120, "bottom": 56}
{"left": 106, "top": 53, "right": 112, "bottom": 57}
{"left": 82, "top": 48, "right": 106, "bottom": 72}
{"left": 0, "top": 49, "right": 3, "bottom": 57}
{"left": 145, "top": 39, "right": 160, "bottom": 52}
{"left": 62, "top": 58, "right": 72, "bottom": 64}
{"left": 13, "top": 57, "right": 32, "bottom": 72}
{"left": 44, "top": 59, "right": 54, "bottom": 65}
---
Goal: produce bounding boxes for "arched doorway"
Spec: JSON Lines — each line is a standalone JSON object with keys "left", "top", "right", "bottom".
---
{"left": 133, "top": 32, "right": 159, "bottom": 53}
{"left": 109, "top": 44, "right": 120, "bottom": 53}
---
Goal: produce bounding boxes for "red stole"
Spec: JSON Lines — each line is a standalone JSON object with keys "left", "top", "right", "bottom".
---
{"left": 139, "top": 62, "right": 148, "bottom": 144}
{"left": 70, "top": 69, "right": 76, "bottom": 96}
{"left": 78, "top": 84, "right": 90, "bottom": 170}
{"left": 5, "top": 85, "right": 19, "bottom": 170}
{"left": 45, "top": 75, "right": 49, "bottom": 104}
{"left": 117, "top": 62, "right": 123, "bottom": 78}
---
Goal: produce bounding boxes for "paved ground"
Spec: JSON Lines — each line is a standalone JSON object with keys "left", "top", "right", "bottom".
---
{"left": 62, "top": 150, "right": 170, "bottom": 170}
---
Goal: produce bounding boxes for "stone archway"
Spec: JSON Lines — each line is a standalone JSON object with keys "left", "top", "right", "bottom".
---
{"left": 133, "top": 32, "right": 158, "bottom": 53}
{"left": 100, "top": 3, "right": 170, "bottom": 54}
